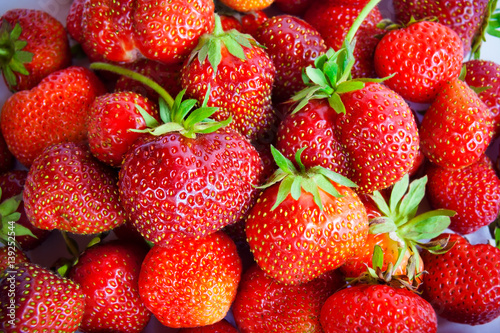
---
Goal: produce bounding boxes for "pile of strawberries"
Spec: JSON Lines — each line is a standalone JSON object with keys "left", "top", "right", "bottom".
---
{"left": 1, "top": 0, "right": 500, "bottom": 332}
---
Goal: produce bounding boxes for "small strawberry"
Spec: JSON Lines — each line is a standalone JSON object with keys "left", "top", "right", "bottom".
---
{"left": 218, "top": 0, "right": 275, "bottom": 12}
{"left": 0, "top": 9, "right": 71, "bottom": 92}
{"left": 419, "top": 77, "right": 493, "bottom": 170}
{"left": 421, "top": 233, "right": 500, "bottom": 325}
{"left": 254, "top": 15, "right": 327, "bottom": 102}
{"left": 178, "top": 319, "right": 238, "bottom": 333}
{"left": 232, "top": 264, "right": 344, "bottom": 332}
{"left": 0, "top": 246, "right": 29, "bottom": 273}
{"left": 274, "top": 0, "right": 314, "bottom": 16}
{"left": 139, "top": 231, "right": 241, "bottom": 328}
{"left": 219, "top": 14, "right": 243, "bottom": 32}
{"left": 0, "top": 262, "right": 85, "bottom": 332}
{"left": 426, "top": 154, "right": 500, "bottom": 235}
{"left": 240, "top": 10, "right": 268, "bottom": 36}
{"left": 0, "top": 66, "right": 107, "bottom": 167}
{"left": 23, "top": 142, "right": 127, "bottom": 234}
{"left": 374, "top": 20, "right": 464, "bottom": 104}
{"left": 68, "top": 240, "right": 151, "bottom": 333}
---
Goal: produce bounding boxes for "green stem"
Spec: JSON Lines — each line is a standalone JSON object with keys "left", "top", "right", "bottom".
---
{"left": 212, "top": 13, "right": 225, "bottom": 36}
{"left": 61, "top": 231, "right": 80, "bottom": 260}
{"left": 345, "top": 0, "right": 382, "bottom": 44}
{"left": 89, "top": 62, "right": 175, "bottom": 109}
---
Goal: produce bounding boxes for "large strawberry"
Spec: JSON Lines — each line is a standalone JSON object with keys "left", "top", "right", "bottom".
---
{"left": 181, "top": 14, "right": 276, "bottom": 142}
{"left": 232, "top": 264, "right": 344, "bottom": 332}
{"left": 23, "top": 142, "right": 127, "bottom": 234}
{"left": 419, "top": 77, "right": 493, "bottom": 170}
{"left": 421, "top": 233, "right": 500, "bottom": 325}
{"left": 69, "top": 240, "right": 151, "bottom": 333}
{"left": 374, "top": 20, "right": 464, "bottom": 104}
{"left": 0, "top": 8, "right": 71, "bottom": 92}
{"left": 0, "top": 262, "right": 85, "bottom": 332}
{"left": 245, "top": 146, "right": 368, "bottom": 285}
{"left": 0, "top": 66, "right": 106, "bottom": 167}
{"left": 139, "top": 231, "right": 241, "bottom": 328}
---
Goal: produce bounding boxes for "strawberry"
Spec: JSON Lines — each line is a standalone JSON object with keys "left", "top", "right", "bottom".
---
{"left": 232, "top": 264, "right": 344, "bottom": 332}
{"left": 68, "top": 240, "right": 151, "bottom": 333}
{"left": 421, "top": 233, "right": 500, "bottom": 325}
{"left": 181, "top": 14, "right": 276, "bottom": 142}
{"left": 73, "top": 0, "right": 215, "bottom": 64}
{"left": 0, "top": 8, "right": 71, "bottom": 92}
{"left": 245, "top": 146, "right": 368, "bottom": 284}
{"left": 419, "top": 77, "right": 493, "bottom": 170}
{"left": 426, "top": 154, "right": 500, "bottom": 235}
{"left": 218, "top": 0, "right": 275, "bottom": 12}
{"left": 0, "top": 132, "right": 14, "bottom": 174}
{"left": 23, "top": 142, "right": 127, "bottom": 234}
{"left": 138, "top": 231, "right": 241, "bottom": 328}
{"left": 374, "top": 20, "right": 464, "bottom": 104}
{"left": 87, "top": 91, "right": 160, "bottom": 167}
{"left": 0, "top": 262, "right": 85, "bottom": 332}
{"left": 274, "top": 0, "right": 314, "bottom": 16}
{"left": 178, "top": 319, "right": 237, "bottom": 333}
{"left": 462, "top": 59, "right": 500, "bottom": 137}
{"left": 392, "top": 0, "right": 490, "bottom": 56}
{"left": 0, "top": 246, "right": 29, "bottom": 273}
{"left": 254, "top": 15, "right": 327, "bottom": 102}
{"left": 320, "top": 283, "right": 437, "bottom": 332}
{"left": 0, "top": 66, "right": 107, "bottom": 168}
{"left": 220, "top": 14, "right": 243, "bottom": 32}
{"left": 240, "top": 11, "right": 268, "bottom": 36}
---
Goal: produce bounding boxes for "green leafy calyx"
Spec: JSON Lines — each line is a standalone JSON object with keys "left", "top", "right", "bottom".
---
{"left": 0, "top": 187, "right": 37, "bottom": 249}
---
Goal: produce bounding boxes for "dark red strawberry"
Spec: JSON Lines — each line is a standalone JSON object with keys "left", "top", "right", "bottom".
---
{"left": 23, "top": 142, "right": 127, "bottom": 234}
{"left": 274, "top": 0, "right": 314, "bottom": 16}
{"left": 0, "top": 246, "right": 29, "bottom": 273}
{"left": 69, "top": 240, "right": 151, "bottom": 333}
{"left": 0, "top": 262, "right": 85, "bottom": 332}
{"left": 0, "top": 8, "right": 71, "bottom": 92}
{"left": 139, "top": 231, "right": 241, "bottom": 328}
{"left": 0, "top": 132, "right": 14, "bottom": 174}
{"left": 178, "top": 319, "right": 238, "bottom": 333}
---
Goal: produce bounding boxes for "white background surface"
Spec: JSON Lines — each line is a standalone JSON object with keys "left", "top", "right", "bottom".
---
{"left": 1, "top": 0, "right": 500, "bottom": 332}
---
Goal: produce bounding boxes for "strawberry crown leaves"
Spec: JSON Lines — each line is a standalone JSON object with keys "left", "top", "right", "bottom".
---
{"left": 0, "top": 19, "right": 34, "bottom": 91}
{"left": 260, "top": 146, "right": 357, "bottom": 211}
{"left": 472, "top": 0, "right": 499, "bottom": 59}
{"left": 0, "top": 187, "right": 37, "bottom": 249}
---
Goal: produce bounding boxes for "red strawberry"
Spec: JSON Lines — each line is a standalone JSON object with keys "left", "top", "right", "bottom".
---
{"left": 374, "top": 20, "right": 464, "bottom": 104}
{"left": 0, "top": 66, "right": 106, "bottom": 167}
{"left": 240, "top": 10, "right": 268, "bottom": 36}
{"left": 245, "top": 147, "right": 368, "bottom": 284}
{"left": 68, "top": 240, "right": 151, "bottom": 333}
{"left": 232, "top": 264, "right": 344, "bottom": 332}
{"left": 393, "top": 0, "right": 490, "bottom": 56}
{"left": 0, "top": 132, "right": 14, "bottom": 174}
{"left": 463, "top": 59, "right": 500, "bottom": 137}
{"left": 0, "top": 262, "right": 85, "bottom": 332}
{"left": 0, "top": 9, "right": 71, "bottom": 92}
{"left": 181, "top": 15, "right": 276, "bottom": 142}
{"left": 426, "top": 155, "right": 500, "bottom": 235}
{"left": 219, "top": 14, "right": 243, "bottom": 32}
{"left": 87, "top": 91, "right": 160, "bottom": 167}
{"left": 23, "top": 142, "right": 127, "bottom": 234}
{"left": 178, "top": 319, "right": 237, "bottom": 333}
{"left": 139, "top": 231, "right": 241, "bottom": 328}
{"left": 274, "top": 0, "right": 314, "bottom": 16}
{"left": 320, "top": 283, "right": 437, "bottom": 332}
{"left": 0, "top": 246, "right": 29, "bottom": 273}
{"left": 421, "top": 233, "right": 500, "bottom": 325}
{"left": 419, "top": 78, "right": 492, "bottom": 170}
{"left": 254, "top": 15, "right": 327, "bottom": 102}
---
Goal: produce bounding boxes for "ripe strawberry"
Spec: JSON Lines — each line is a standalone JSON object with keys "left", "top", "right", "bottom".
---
{"left": 218, "top": 0, "right": 274, "bottom": 12}
{"left": 72, "top": 0, "right": 215, "bottom": 64}
{"left": 87, "top": 91, "right": 160, "bottom": 167}
{"left": 421, "top": 233, "right": 500, "bottom": 325}
{"left": 232, "top": 264, "right": 344, "bottom": 332}
{"left": 240, "top": 11, "right": 268, "bottom": 36}
{"left": 393, "top": 0, "right": 490, "bottom": 55}
{"left": 274, "top": 0, "right": 313, "bottom": 16}
{"left": 178, "top": 319, "right": 237, "bottom": 333}
{"left": 139, "top": 231, "right": 241, "bottom": 328}
{"left": 320, "top": 283, "right": 437, "bottom": 332}
{"left": 0, "top": 262, "right": 85, "bottom": 332}
{"left": 0, "top": 246, "right": 29, "bottom": 273}
{"left": 0, "top": 132, "right": 14, "bottom": 174}
{"left": 23, "top": 142, "right": 127, "bottom": 234}
{"left": 245, "top": 147, "right": 368, "bottom": 284}
{"left": 0, "top": 8, "right": 71, "bottom": 92}
{"left": 426, "top": 154, "right": 500, "bottom": 235}
{"left": 68, "top": 240, "right": 151, "bottom": 333}
{"left": 181, "top": 15, "right": 276, "bottom": 142}
{"left": 462, "top": 59, "right": 500, "bottom": 137}
{"left": 374, "top": 20, "right": 464, "bottom": 104}
{"left": 254, "top": 15, "right": 327, "bottom": 102}
{"left": 219, "top": 14, "right": 243, "bottom": 32}
{"left": 419, "top": 77, "right": 492, "bottom": 170}
{"left": 0, "top": 66, "right": 106, "bottom": 167}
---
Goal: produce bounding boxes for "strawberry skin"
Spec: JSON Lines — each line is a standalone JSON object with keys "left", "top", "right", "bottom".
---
{"left": 139, "top": 231, "right": 242, "bottom": 328}
{"left": 0, "top": 263, "right": 85, "bottom": 332}
{"left": 178, "top": 319, "right": 237, "bottom": 333}
{"left": 374, "top": 21, "right": 464, "bottom": 104}
{"left": 0, "top": 66, "right": 106, "bottom": 168}
{"left": 320, "top": 283, "right": 437, "bottom": 332}
{"left": 0, "top": 246, "right": 29, "bottom": 273}
{"left": 421, "top": 233, "right": 500, "bottom": 325}
{"left": 419, "top": 78, "right": 492, "bottom": 170}
{"left": 23, "top": 142, "right": 127, "bottom": 234}
{"left": 69, "top": 241, "right": 151, "bottom": 333}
